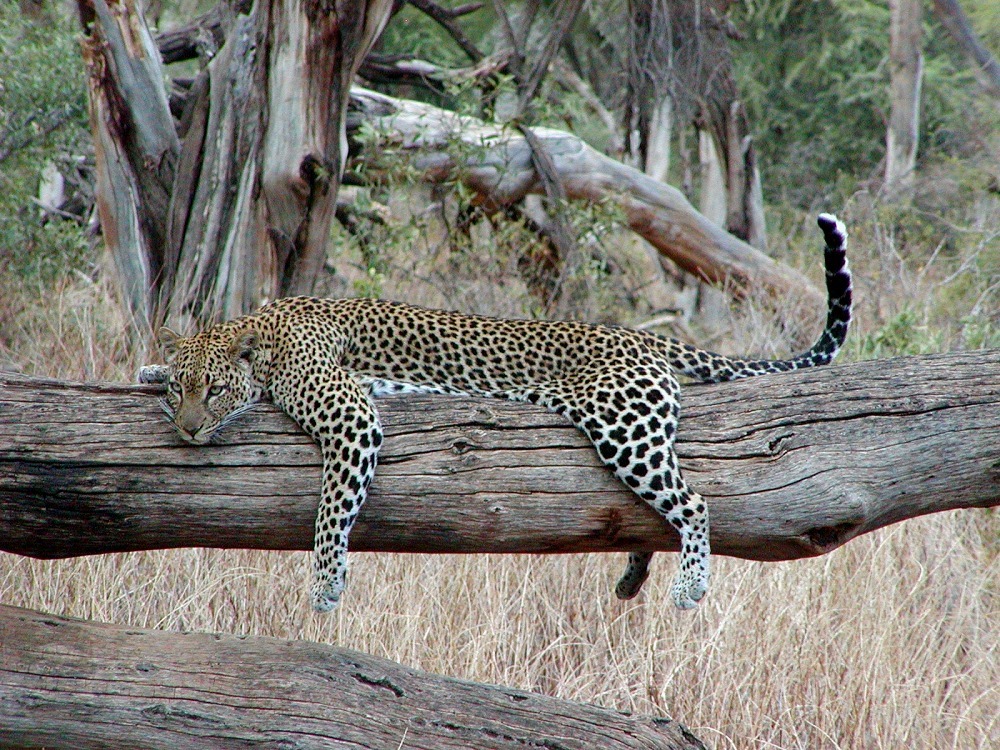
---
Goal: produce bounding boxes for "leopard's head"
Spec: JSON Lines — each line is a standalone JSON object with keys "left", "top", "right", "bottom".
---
{"left": 158, "top": 325, "right": 265, "bottom": 444}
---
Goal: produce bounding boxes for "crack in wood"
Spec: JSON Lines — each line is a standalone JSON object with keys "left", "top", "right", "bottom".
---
{"left": 352, "top": 672, "right": 405, "bottom": 697}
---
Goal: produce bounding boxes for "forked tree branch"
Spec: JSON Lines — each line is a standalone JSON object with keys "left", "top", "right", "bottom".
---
{"left": 1, "top": 350, "right": 997, "bottom": 563}
{"left": 406, "top": 0, "right": 486, "bottom": 62}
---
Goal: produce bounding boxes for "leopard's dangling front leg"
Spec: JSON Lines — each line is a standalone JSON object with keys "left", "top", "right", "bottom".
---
{"left": 137, "top": 364, "right": 170, "bottom": 384}
{"left": 311, "top": 406, "right": 382, "bottom": 612}
{"left": 269, "top": 356, "right": 383, "bottom": 613}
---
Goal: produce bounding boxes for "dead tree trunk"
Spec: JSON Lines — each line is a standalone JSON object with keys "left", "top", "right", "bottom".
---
{"left": 885, "top": 0, "right": 923, "bottom": 197}
{"left": 2, "top": 351, "right": 997, "bottom": 563}
{"left": 0, "top": 604, "right": 704, "bottom": 750}
{"left": 348, "top": 88, "right": 820, "bottom": 307}
{"left": 79, "top": 0, "right": 393, "bottom": 332}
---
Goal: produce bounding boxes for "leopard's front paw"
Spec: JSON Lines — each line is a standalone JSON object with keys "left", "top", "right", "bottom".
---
{"left": 137, "top": 364, "right": 169, "bottom": 384}
{"left": 310, "top": 572, "right": 345, "bottom": 614}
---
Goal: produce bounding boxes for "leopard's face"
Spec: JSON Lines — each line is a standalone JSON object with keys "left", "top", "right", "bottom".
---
{"left": 158, "top": 326, "right": 264, "bottom": 444}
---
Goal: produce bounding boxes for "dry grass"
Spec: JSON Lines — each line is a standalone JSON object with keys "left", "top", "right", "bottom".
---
{"left": 1, "top": 201, "right": 998, "bottom": 749}
{"left": 3, "top": 523, "right": 996, "bottom": 748}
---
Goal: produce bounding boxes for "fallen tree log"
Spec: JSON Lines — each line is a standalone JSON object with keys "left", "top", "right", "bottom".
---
{"left": 0, "top": 604, "right": 704, "bottom": 750}
{"left": 1, "top": 350, "right": 998, "bottom": 563}
{"left": 153, "top": 18, "right": 817, "bottom": 309}
{"left": 347, "top": 87, "right": 824, "bottom": 306}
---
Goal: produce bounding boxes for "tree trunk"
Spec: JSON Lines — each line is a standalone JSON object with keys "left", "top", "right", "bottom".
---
{"left": 79, "top": 0, "right": 393, "bottom": 332}
{"left": 0, "top": 604, "right": 704, "bottom": 750}
{"left": 723, "top": 100, "right": 767, "bottom": 252}
{"left": 349, "top": 88, "right": 821, "bottom": 307}
{"left": 697, "top": 83, "right": 768, "bottom": 252}
{"left": 698, "top": 128, "right": 727, "bottom": 227}
{"left": 79, "top": 0, "right": 180, "bottom": 334}
{"left": 644, "top": 96, "right": 673, "bottom": 183}
{"left": 885, "top": 0, "right": 923, "bottom": 198}
{"left": 2, "top": 350, "right": 998, "bottom": 563}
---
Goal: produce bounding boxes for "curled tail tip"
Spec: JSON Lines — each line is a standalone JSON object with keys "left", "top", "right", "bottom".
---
{"left": 817, "top": 213, "right": 848, "bottom": 248}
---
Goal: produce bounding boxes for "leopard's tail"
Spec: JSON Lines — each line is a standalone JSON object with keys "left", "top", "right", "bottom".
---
{"left": 664, "top": 213, "right": 852, "bottom": 383}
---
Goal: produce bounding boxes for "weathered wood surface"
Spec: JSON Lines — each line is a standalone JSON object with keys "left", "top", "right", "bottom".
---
{"left": 2, "top": 350, "right": 998, "bottom": 563}
{"left": 0, "top": 604, "right": 704, "bottom": 750}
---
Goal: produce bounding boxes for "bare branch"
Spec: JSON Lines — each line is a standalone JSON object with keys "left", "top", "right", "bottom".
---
{"left": 405, "top": 0, "right": 485, "bottom": 62}
{"left": 358, "top": 52, "right": 511, "bottom": 92}
{"left": 347, "top": 88, "right": 823, "bottom": 306}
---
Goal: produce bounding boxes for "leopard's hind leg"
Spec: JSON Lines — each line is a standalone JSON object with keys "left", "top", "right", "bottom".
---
{"left": 611, "top": 465, "right": 710, "bottom": 609}
{"left": 615, "top": 551, "right": 653, "bottom": 600}
{"left": 553, "top": 362, "right": 710, "bottom": 609}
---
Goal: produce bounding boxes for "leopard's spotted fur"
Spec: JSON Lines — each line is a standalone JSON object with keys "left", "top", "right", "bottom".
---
{"left": 140, "top": 214, "right": 851, "bottom": 612}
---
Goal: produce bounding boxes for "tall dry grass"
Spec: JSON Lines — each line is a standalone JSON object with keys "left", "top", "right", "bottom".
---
{"left": 1, "top": 199, "right": 997, "bottom": 749}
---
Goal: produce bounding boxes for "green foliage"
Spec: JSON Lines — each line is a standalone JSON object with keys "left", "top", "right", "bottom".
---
{"left": 858, "top": 308, "right": 944, "bottom": 358}
{"left": 0, "top": 6, "right": 87, "bottom": 160}
{"left": 0, "top": 5, "right": 91, "bottom": 281}
{"left": 964, "top": 0, "right": 1000, "bottom": 49}
{"left": 376, "top": 4, "right": 479, "bottom": 72}
{"left": 858, "top": 304, "right": 999, "bottom": 359}
{"left": 373, "top": 2, "right": 495, "bottom": 116}
{"left": 960, "top": 317, "right": 1000, "bottom": 350}
{"left": 730, "top": 0, "right": 985, "bottom": 208}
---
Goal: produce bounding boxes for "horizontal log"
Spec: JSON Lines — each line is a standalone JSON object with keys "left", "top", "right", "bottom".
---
{"left": 1, "top": 350, "right": 998, "bottom": 563}
{"left": 0, "top": 604, "right": 703, "bottom": 750}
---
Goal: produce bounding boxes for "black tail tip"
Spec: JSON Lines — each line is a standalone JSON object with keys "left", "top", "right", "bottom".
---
{"left": 817, "top": 213, "right": 847, "bottom": 248}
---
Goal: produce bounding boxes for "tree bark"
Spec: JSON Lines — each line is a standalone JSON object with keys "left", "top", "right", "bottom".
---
{"left": 348, "top": 88, "right": 820, "bottom": 307}
{"left": 698, "top": 128, "right": 726, "bottom": 227}
{"left": 80, "top": 0, "right": 394, "bottom": 332}
{"left": 2, "top": 350, "right": 998, "bottom": 563}
{"left": 79, "top": 0, "right": 180, "bottom": 334}
{"left": 885, "top": 0, "right": 923, "bottom": 198}
{"left": 0, "top": 604, "right": 704, "bottom": 750}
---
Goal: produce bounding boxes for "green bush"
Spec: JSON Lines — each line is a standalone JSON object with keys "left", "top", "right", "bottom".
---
{"left": 0, "top": 5, "right": 91, "bottom": 281}
{"left": 731, "top": 0, "right": 985, "bottom": 208}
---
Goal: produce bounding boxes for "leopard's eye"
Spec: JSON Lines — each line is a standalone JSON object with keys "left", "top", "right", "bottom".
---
{"left": 168, "top": 381, "right": 182, "bottom": 395}
{"left": 207, "top": 384, "right": 227, "bottom": 398}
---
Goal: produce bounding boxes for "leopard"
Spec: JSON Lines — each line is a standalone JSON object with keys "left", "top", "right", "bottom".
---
{"left": 139, "top": 213, "right": 851, "bottom": 613}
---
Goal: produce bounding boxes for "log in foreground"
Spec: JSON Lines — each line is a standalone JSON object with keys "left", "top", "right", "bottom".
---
{"left": 0, "top": 604, "right": 703, "bottom": 750}
{"left": 2, "top": 350, "right": 998, "bottom": 563}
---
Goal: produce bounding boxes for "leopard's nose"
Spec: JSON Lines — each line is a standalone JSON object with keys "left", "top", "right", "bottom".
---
{"left": 177, "top": 425, "right": 212, "bottom": 445}
{"left": 174, "top": 414, "right": 209, "bottom": 444}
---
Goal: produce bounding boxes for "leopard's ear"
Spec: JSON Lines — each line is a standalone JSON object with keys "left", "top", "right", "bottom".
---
{"left": 228, "top": 328, "right": 260, "bottom": 367}
{"left": 157, "top": 327, "right": 184, "bottom": 363}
